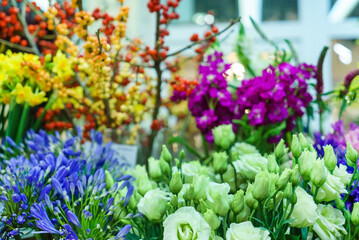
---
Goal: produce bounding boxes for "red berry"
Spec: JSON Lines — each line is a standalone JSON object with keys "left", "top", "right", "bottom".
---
{"left": 190, "top": 33, "right": 199, "bottom": 42}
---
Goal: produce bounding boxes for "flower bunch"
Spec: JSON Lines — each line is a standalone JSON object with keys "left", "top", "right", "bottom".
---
{"left": 188, "top": 51, "right": 236, "bottom": 142}
{"left": 235, "top": 62, "right": 316, "bottom": 132}
{"left": 0, "top": 50, "right": 84, "bottom": 143}
{"left": 121, "top": 125, "right": 359, "bottom": 239}
{"left": 0, "top": 129, "right": 135, "bottom": 239}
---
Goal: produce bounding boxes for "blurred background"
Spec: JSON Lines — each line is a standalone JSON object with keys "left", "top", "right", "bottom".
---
{"left": 34, "top": 0, "right": 359, "bottom": 122}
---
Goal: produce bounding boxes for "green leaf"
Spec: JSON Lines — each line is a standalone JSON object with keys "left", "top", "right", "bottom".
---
{"left": 286, "top": 234, "right": 301, "bottom": 240}
{"left": 126, "top": 233, "right": 142, "bottom": 240}
{"left": 168, "top": 136, "right": 203, "bottom": 159}
{"left": 250, "top": 17, "right": 278, "bottom": 50}
{"left": 263, "top": 122, "right": 286, "bottom": 139}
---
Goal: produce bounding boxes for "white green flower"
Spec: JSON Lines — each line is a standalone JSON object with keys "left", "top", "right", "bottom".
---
{"left": 290, "top": 187, "right": 318, "bottom": 228}
{"left": 333, "top": 164, "right": 352, "bottom": 186}
{"left": 230, "top": 142, "right": 259, "bottom": 161}
{"left": 313, "top": 172, "right": 348, "bottom": 202}
{"left": 206, "top": 182, "right": 232, "bottom": 216}
{"left": 137, "top": 189, "right": 169, "bottom": 221}
{"left": 181, "top": 161, "right": 212, "bottom": 183}
{"left": 232, "top": 153, "right": 268, "bottom": 181}
{"left": 313, "top": 204, "right": 347, "bottom": 239}
{"left": 163, "top": 207, "right": 211, "bottom": 240}
{"left": 226, "top": 221, "right": 271, "bottom": 240}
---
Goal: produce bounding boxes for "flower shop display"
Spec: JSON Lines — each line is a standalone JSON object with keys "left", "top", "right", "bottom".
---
{"left": 2, "top": 0, "right": 359, "bottom": 239}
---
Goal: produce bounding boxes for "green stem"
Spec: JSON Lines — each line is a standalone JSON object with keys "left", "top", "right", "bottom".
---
{"left": 15, "top": 103, "right": 30, "bottom": 143}
{"left": 202, "top": 134, "right": 209, "bottom": 158}
{"left": 5, "top": 98, "right": 22, "bottom": 141}
{"left": 33, "top": 92, "right": 57, "bottom": 131}
{"left": 231, "top": 162, "right": 238, "bottom": 192}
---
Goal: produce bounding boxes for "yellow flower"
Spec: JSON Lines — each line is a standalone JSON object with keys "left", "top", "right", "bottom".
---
{"left": 11, "top": 83, "right": 33, "bottom": 105}
{"left": 28, "top": 91, "right": 48, "bottom": 107}
{"left": 53, "top": 51, "right": 74, "bottom": 78}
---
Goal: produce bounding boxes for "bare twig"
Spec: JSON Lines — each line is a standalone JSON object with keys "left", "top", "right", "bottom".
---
{"left": 0, "top": 39, "right": 35, "bottom": 53}
{"left": 166, "top": 17, "right": 241, "bottom": 58}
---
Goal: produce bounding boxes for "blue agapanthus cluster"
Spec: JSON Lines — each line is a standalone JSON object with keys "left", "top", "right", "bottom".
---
{"left": 0, "top": 129, "right": 134, "bottom": 239}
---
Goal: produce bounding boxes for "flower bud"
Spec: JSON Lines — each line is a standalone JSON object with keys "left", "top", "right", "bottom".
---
{"left": 170, "top": 171, "right": 183, "bottom": 194}
{"left": 276, "top": 169, "right": 292, "bottom": 190}
{"left": 179, "top": 150, "right": 186, "bottom": 160}
{"left": 161, "top": 145, "right": 172, "bottom": 163}
{"left": 212, "top": 124, "right": 235, "bottom": 150}
{"left": 290, "top": 165, "right": 301, "bottom": 187}
{"left": 291, "top": 134, "right": 302, "bottom": 159}
{"left": 159, "top": 158, "right": 170, "bottom": 176}
{"left": 252, "top": 171, "right": 270, "bottom": 202}
{"left": 323, "top": 145, "right": 337, "bottom": 172}
{"left": 335, "top": 198, "right": 345, "bottom": 210}
{"left": 236, "top": 205, "right": 250, "bottom": 222}
{"left": 267, "top": 154, "right": 280, "bottom": 173}
{"left": 244, "top": 184, "right": 258, "bottom": 209}
{"left": 170, "top": 195, "right": 178, "bottom": 208}
{"left": 148, "top": 157, "right": 162, "bottom": 181}
{"left": 204, "top": 209, "right": 221, "bottom": 230}
{"left": 138, "top": 176, "right": 153, "bottom": 196}
{"left": 223, "top": 164, "right": 236, "bottom": 192}
{"left": 105, "top": 170, "right": 114, "bottom": 188}
{"left": 283, "top": 183, "right": 293, "bottom": 200}
{"left": 298, "top": 150, "right": 316, "bottom": 181}
{"left": 183, "top": 184, "right": 195, "bottom": 201}
{"left": 213, "top": 151, "right": 228, "bottom": 174}
{"left": 310, "top": 159, "right": 327, "bottom": 188}
{"left": 352, "top": 202, "right": 359, "bottom": 225}
{"left": 298, "top": 133, "right": 310, "bottom": 150}
{"left": 274, "top": 139, "right": 286, "bottom": 160}
{"left": 230, "top": 190, "right": 245, "bottom": 215}
{"left": 175, "top": 158, "right": 181, "bottom": 169}
{"left": 346, "top": 142, "right": 358, "bottom": 167}
{"left": 291, "top": 189, "right": 297, "bottom": 205}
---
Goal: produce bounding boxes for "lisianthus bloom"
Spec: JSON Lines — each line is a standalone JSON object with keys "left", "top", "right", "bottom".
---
{"left": 313, "top": 165, "right": 350, "bottom": 202}
{"left": 313, "top": 204, "right": 347, "bottom": 239}
{"left": 290, "top": 187, "right": 318, "bottom": 228}
{"left": 230, "top": 142, "right": 259, "bottom": 161}
{"left": 163, "top": 207, "right": 211, "bottom": 240}
{"left": 137, "top": 189, "right": 169, "bottom": 221}
{"left": 226, "top": 221, "right": 271, "bottom": 240}
{"left": 206, "top": 182, "right": 231, "bottom": 216}
{"left": 232, "top": 153, "right": 268, "bottom": 181}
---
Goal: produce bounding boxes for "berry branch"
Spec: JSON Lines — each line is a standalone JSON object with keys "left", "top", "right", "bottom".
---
{"left": 166, "top": 17, "right": 241, "bottom": 58}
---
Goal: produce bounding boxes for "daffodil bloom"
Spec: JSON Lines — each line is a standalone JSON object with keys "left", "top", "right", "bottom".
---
{"left": 11, "top": 84, "right": 33, "bottom": 105}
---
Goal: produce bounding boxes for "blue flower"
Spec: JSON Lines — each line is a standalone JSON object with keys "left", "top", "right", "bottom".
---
{"left": 66, "top": 210, "right": 82, "bottom": 228}
{"left": 115, "top": 225, "right": 132, "bottom": 240}
{"left": 30, "top": 202, "right": 61, "bottom": 234}
{"left": 63, "top": 224, "right": 78, "bottom": 240}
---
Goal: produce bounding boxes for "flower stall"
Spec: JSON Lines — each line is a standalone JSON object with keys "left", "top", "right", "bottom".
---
{"left": 0, "top": 0, "right": 359, "bottom": 239}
